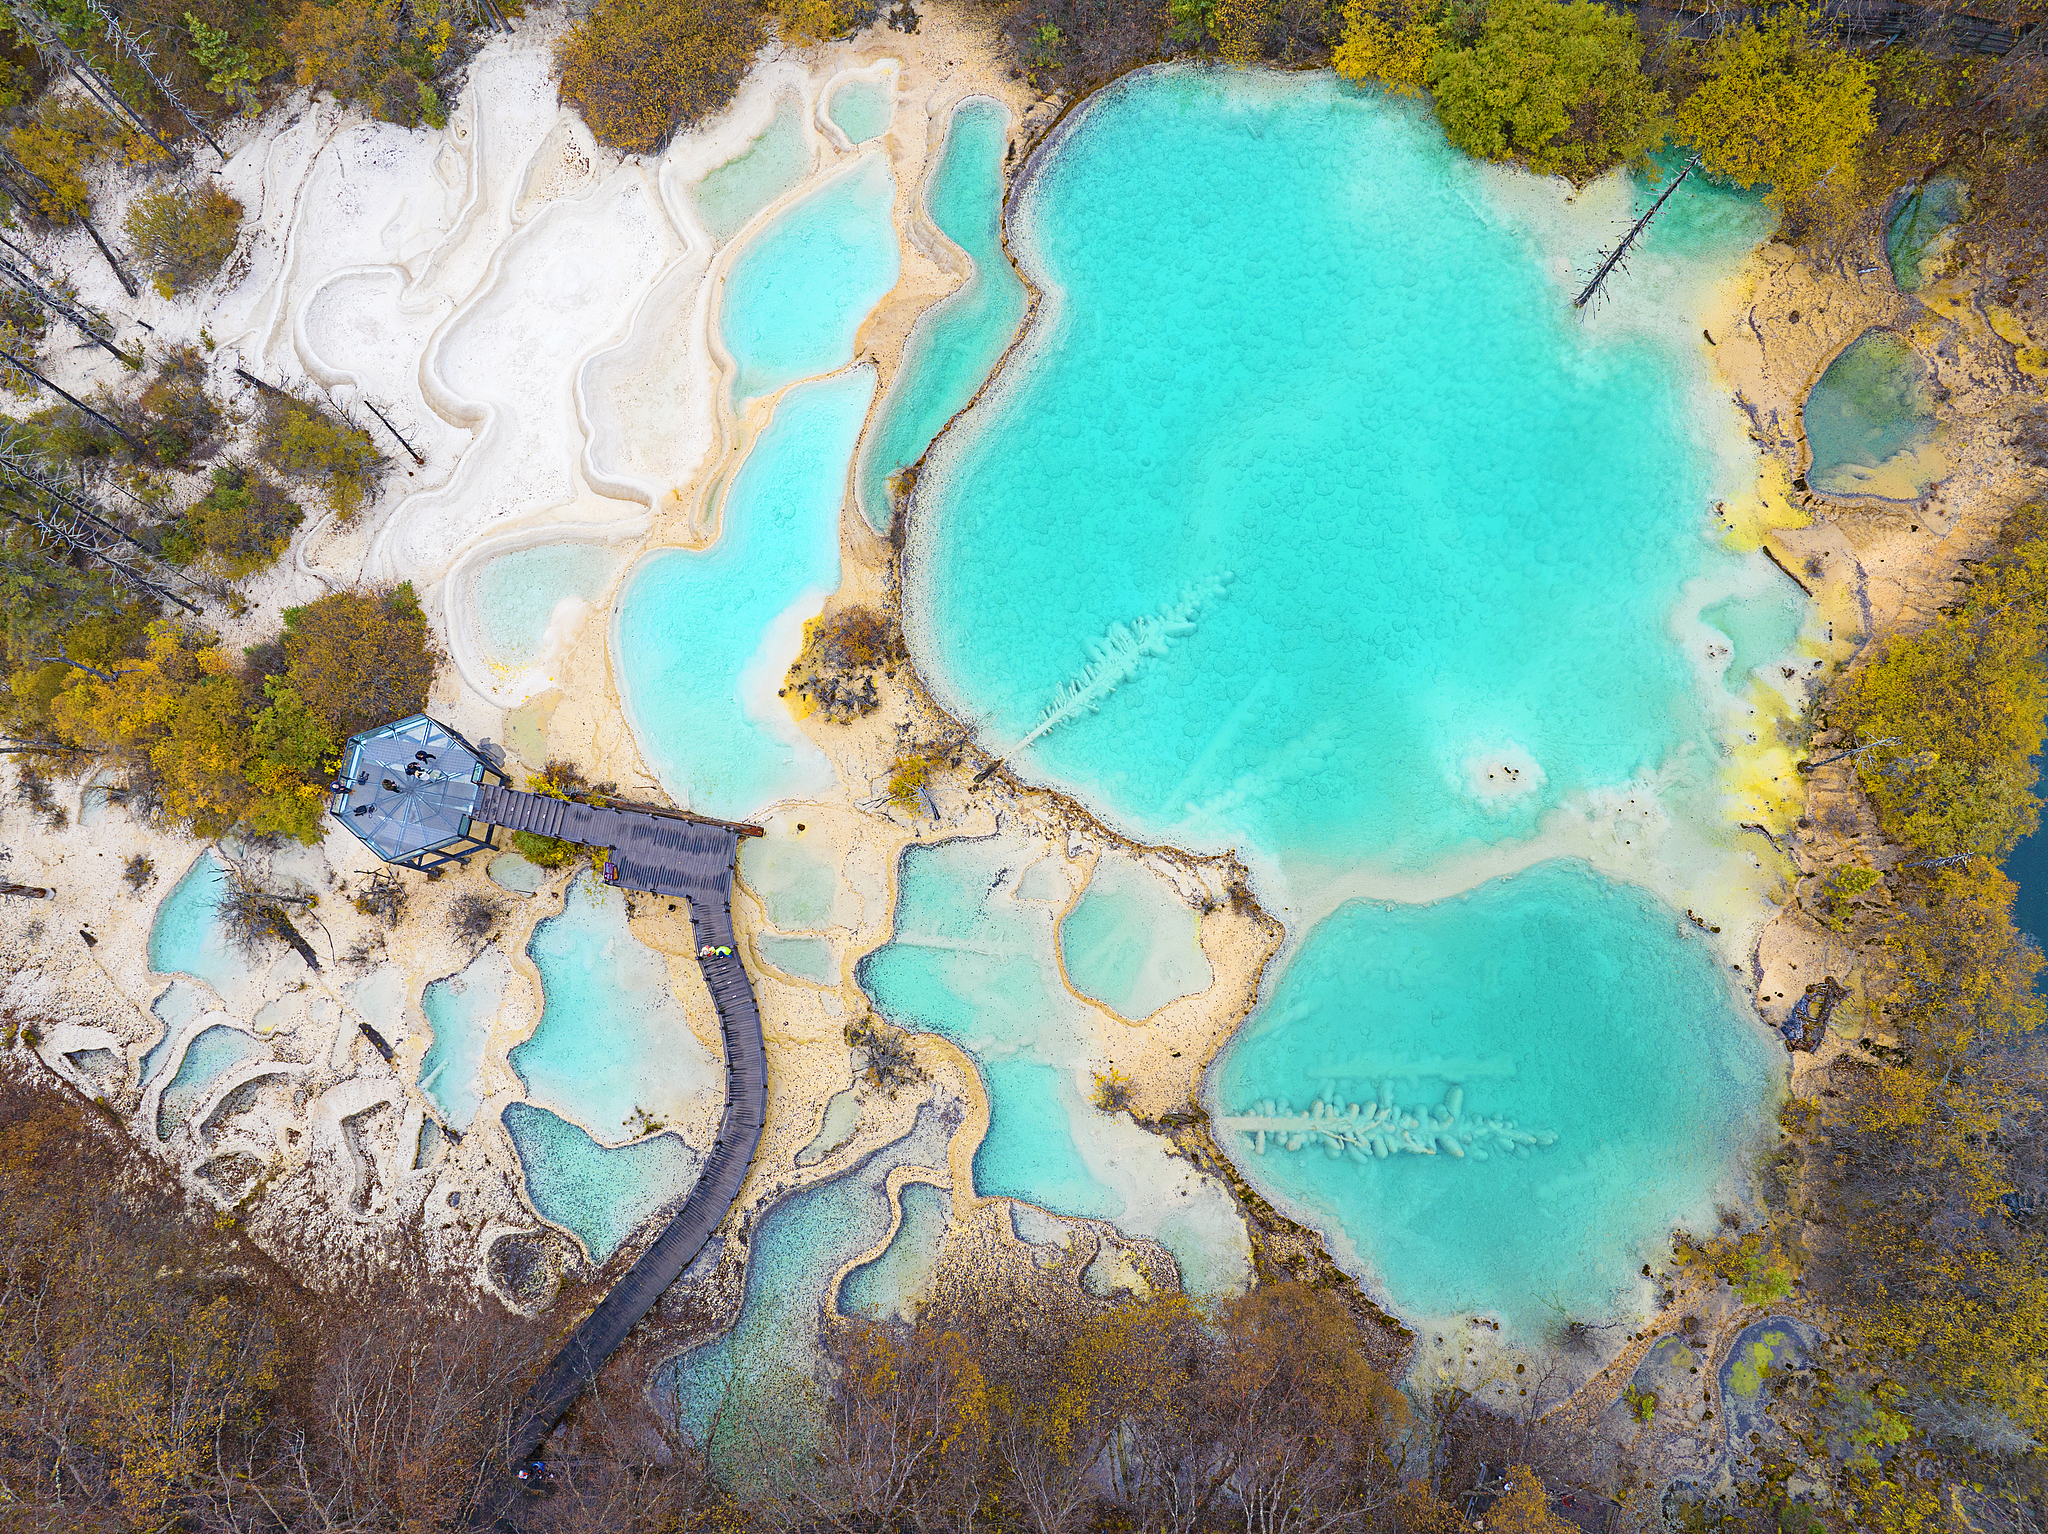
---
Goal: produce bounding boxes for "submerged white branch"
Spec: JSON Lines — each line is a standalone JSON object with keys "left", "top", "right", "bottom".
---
{"left": 1219, "top": 1084, "right": 1557, "bottom": 1163}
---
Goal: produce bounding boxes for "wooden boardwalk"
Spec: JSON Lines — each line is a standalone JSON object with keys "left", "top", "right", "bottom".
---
{"left": 470, "top": 790, "right": 766, "bottom": 1529}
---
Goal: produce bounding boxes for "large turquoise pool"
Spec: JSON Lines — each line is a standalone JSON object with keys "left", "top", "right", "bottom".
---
{"left": 905, "top": 71, "right": 1766, "bottom": 883}
{"left": 898, "top": 68, "right": 1785, "bottom": 1341}
{"left": 1214, "top": 862, "right": 1776, "bottom": 1335}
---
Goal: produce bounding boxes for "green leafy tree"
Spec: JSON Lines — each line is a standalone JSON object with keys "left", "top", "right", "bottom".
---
{"left": 278, "top": 582, "right": 438, "bottom": 745}
{"left": 162, "top": 463, "right": 303, "bottom": 577}
{"left": 281, "top": 0, "right": 456, "bottom": 128}
{"left": 257, "top": 396, "right": 382, "bottom": 519}
{"left": 1673, "top": 5, "right": 1873, "bottom": 201}
{"left": 1426, "top": 0, "right": 1665, "bottom": 180}
{"left": 184, "top": 11, "right": 285, "bottom": 114}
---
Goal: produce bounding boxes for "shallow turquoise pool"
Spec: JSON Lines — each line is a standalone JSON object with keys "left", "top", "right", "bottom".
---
{"left": 1215, "top": 862, "right": 1776, "bottom": 1336}
{"left": 692, "top": 94, "right": 813, "bottom": 243}
{"left": 738, "top": 827, "right": 839, "bottom": 928}
{"left": 503, "top": 1101, "right": 701, "bottom": 1262}
{"left": 1059, "top": 856, "right": 1211, "bottom": 1019}
{"left": 856, "top": 97, "right": 1024, "bottom": 530}
{"left": 719, "top": 156, "right": 899, "bottom": 404}
{"left": 514, "top": 874, "right": 720, "bottom": 1141}
{"left": 419, "top": 946, "right": 511, "bottom": 1131}
{"left": 469, "top": 541, "right": 623, "bottom": 672}
{"left": 659, "top": 1108, "right": 955, "bottom": 1461}
{"left": 905, "top": 71, "right": 1766, "bottom": 879}
{"left": 148, "top": 852, "right": 251, "bottom": 1005}
{"left": 827, "top": 76, "right": 893, "bottom": 145}
{"left": 859, "top": 834, "right": 1252, "bottom": 1297}
{"left": 840, "top": 1179, "right": 949, "bottom": 1322}
{"left": 1701, "top": 584, "right": 1808, "bottom": 690}
{"left": 156, "top": 1024, "right": 267, "bottom": 1139}
{"left": 614, "top": 366, "right": 873, "bottom": 818}
{"left": 1803, "top": 329, "right": 1944, "bottom": 500}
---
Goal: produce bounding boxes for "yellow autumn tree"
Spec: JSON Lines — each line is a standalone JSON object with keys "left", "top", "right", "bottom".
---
{"left": 1674, "top": 4, "right": 1874, "bottom": 201}
{"left": 771, "top": 0, "right": 845, "bottom": 45}
{"left": 1333, "top": 0, "right": 1439, "bottom": 94}
{"left": 1830, "top": 504, "right": 2048, "bottom": 859}
{"left": 282, "top": 0, "right": 455, "bottom": 127}
{"left": 49, "top": 622, "right": 261, "bottom": 834}
{"left": 6, "top": 96, "right": 160, "bottom": 225}
{"left": 556, "top": 0, "right": 763, "bottom": 155}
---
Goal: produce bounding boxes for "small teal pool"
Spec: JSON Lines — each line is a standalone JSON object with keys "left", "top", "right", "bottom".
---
{"left": 1059, "top": 857, "right": 1211, "bottom": 1019}
{"left": 1213, "top": 861, "right": 1778, "bottom": 1337}
{"left": 719, "top": 156, "right": 899, "bottom": 404}
{"left": 857, "top": 97, "right": 1023, "bottom": 530}
{"left": 658, "top": 1108, "right": 953, "bottom": 1460}
{"left": 1885, "top": 177, "right": 1967, "bottom": 292}
{"left": 468, "top": 541, "right": 623, "bottom": 672}
{"left": 148, "top": 852, "right": 251, "bottom": 1005}
{"left": 141, "top": 981, "right": 204, "bottom": 1085}
{"left": 419, "top": 946, "right": 511, "bottom": 1131}
{"left": 515, "top": 874, "right": 721, "bottom": 1141}
{"left": 692, "top": 93, "right": 813, "bottom": 243}
{"left": 503, "top": 1101, "right": 701, "bottom": 1262}
{"left": 1804, "top": 329, "right": 1945, "bottom": 500}
{"left": 827, "top": 76, "right": 893, "bottom": 145}
{"left": 156, "top": 1024, "right": 267, "bottom": 1139}
{"left": 614, "top": 366, "right": 873, "bottom": 819}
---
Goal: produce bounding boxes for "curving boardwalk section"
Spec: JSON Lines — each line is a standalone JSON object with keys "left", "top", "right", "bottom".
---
{"left": 472, "top": 792, "right": 765, "bottom": 1528}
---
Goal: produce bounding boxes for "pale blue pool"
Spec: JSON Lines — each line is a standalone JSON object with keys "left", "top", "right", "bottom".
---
{"left": 148, "top": 852, "right": 252, "bottom": 1005}
{"left": 156, "top": 1024, "right": 267, "bottom": 1139}
{"left": 514, "top": 874, "right": 721, "bottom": 1141}
{"left": 658, "top": 1107, "right": 954, "bottom": 1461}
{"left": 738, "top": 827, "right": 839, "bottom": 929}
{"left": 141, "top": 981, "right": 205, "bottom": 1085}
{"left": 419, "top": 946, "right": 511, "bottom": 1131}
{"left": 758, "top": 932, "right": 837, "bottom": 984}
{"left": 503, "top": 1101, "right": 701, "bottom": 1262}
{"left": 1701, "top": 586, "right": 1807, "bottom": 689}
{"left": 839, "top": 1179, "right": 949, "bottom": 1322}
{"left": 827, "top": 77, "right": 893, "bottom": 144}
{"left": 692, "top": 93, "right": 813, "bottom": 243}
{"left": 857, "top": 97, "right": 1023, "bottom": 531}
{"left": 719, "top": 156, "right": 899, "bottom": 404}
{"left": 1213, "top": 862, "right": 1777, "bottom": 1337}
{"left": 614, "top": 366, "right": 873, "bottom": 819}
{"left": 487, "top": 852, "right": 548, "bottom": 895}
{"left": 1059, "top": 856, "right": 1211, "bottom": 1019}
{"left": 469, "top": 541, "right": 623, "bottom": 671}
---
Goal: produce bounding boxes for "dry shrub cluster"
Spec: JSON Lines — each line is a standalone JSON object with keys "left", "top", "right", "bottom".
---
{"left": 556, "top": 0, "right": 764, "bottom": 155}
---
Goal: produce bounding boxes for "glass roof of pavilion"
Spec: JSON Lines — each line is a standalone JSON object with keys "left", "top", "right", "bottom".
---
{"left": 329, "top": 715, "right": 491, "bottom": 863}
